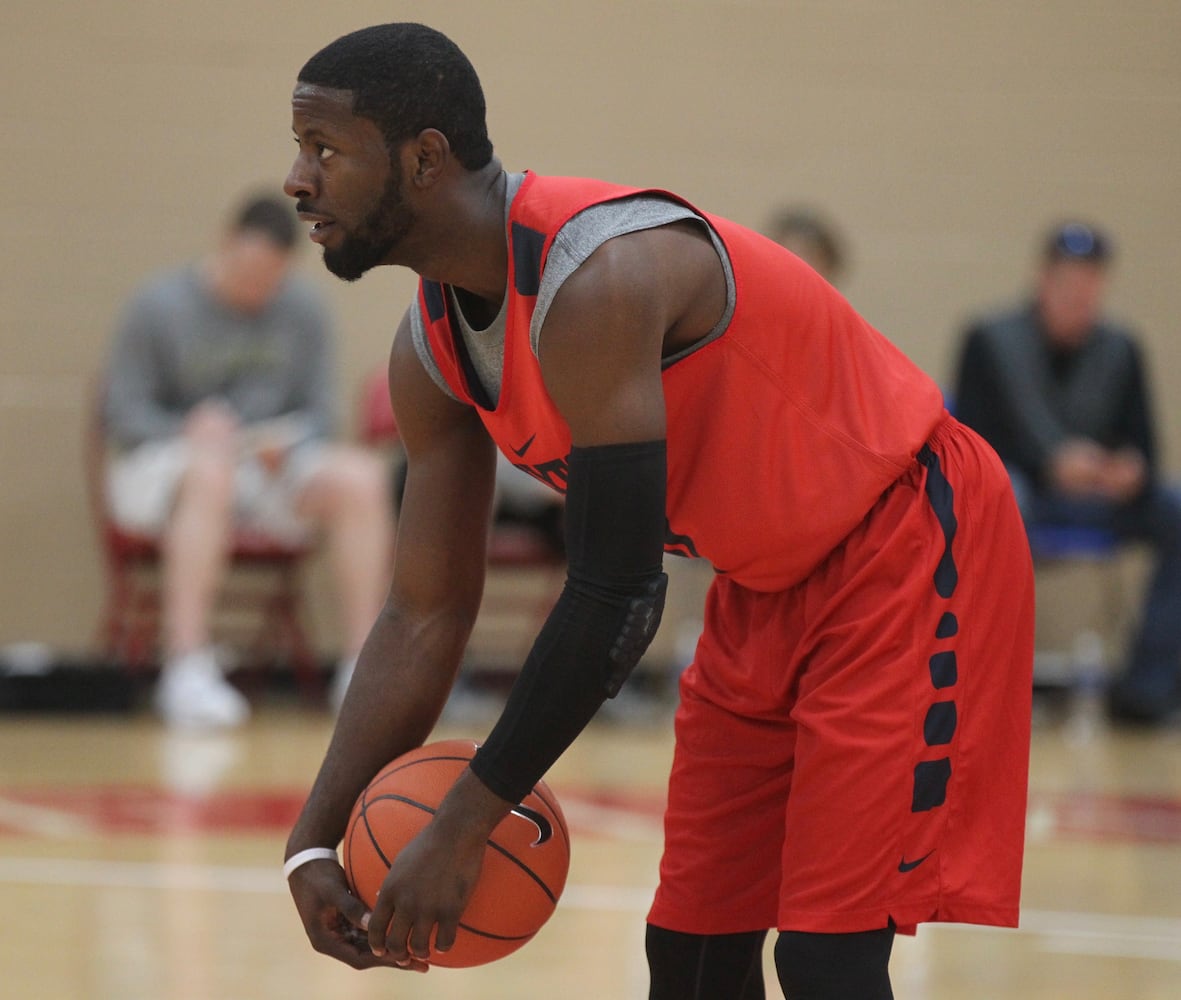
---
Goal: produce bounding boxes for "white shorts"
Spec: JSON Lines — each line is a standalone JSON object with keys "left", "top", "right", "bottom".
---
{"left": 106, "top": 438, "right": 328, "bottom": 544}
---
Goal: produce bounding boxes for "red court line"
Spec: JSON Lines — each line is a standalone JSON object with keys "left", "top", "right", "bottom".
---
{"left": 1027, "top": 790, "right": 1181, "bottom": 845}
{"left": 1, "top": 786, "right": 1177, "bottom": 844}
{"left": 0, "top": 786, "right": 664, "bottom": 838}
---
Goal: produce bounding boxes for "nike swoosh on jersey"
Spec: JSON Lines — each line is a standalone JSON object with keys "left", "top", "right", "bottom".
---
{"left": 898, "top": 850, "right": 935, "bottom": 873}
{"left": 512, "top": 434, "right": 537, "bottom": 458}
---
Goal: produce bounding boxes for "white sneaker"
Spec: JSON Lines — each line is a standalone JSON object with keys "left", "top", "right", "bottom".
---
{"left": 330, "top": 654, "right": 357, "bottom": 713}
{"left": 155, "top": 648, "right": 250, "bottom": 730}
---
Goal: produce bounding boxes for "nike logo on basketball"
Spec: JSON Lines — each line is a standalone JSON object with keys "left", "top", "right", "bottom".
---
{"left": 510, "top": 803, "right": 553, "bottom": 846}
{"left": 898, "top": 850, "right": 935, "bottom": 873}
{"left": 512, "top": 434, "right": 537, "bottom": 458}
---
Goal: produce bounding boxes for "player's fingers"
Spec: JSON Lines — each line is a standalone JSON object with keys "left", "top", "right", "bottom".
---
{"left": 367, "top": 888, "right": 397, "bottom": 956}
{"left": 287, "top": 861, "right": 426, "bottom": 972}
{"left": 309, "top": 908, "right": 386, "bottom": 970}
{"left": 407, "top": 912, "right": 438, "bottom": 960}
{"left": 317, "top": 932, "right": 385, "bottom": 970}
{"left": 382, "top": 908, "right": 416, "bottom": 964}
{"left": 325, "top": 937, "right": 422, "bottom": 971}
{"left": 432, "top": 911, "right": 458, "bottom": 954}
{"left": 334, "top": 920, "right": 429, "bottom": 972}
{"left": 289, "top": 862, "right": 366, "bottom": 962}
{"left": 333, "top": 887, "right": 371, "bottom": 932}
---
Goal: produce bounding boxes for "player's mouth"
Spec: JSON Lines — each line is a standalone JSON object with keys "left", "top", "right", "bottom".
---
{"left": 298, "top": 212, "right": 338, "bottom": 245}
{"left": 309, "top": 221, "right": 337, "bottom": 245}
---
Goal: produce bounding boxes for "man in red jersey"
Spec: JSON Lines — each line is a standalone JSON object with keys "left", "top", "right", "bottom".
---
{"left": 280, "top": 23, "right": 1034, "bottom": 999}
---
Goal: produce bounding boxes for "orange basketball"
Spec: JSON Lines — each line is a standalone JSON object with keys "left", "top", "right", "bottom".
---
{"left": 343, "top": 738, "right": 570, "bottom": 968}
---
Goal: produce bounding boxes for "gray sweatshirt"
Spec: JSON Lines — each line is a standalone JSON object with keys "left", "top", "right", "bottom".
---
{"left": 103, "top": 265, "right": 337, "bottom": 451}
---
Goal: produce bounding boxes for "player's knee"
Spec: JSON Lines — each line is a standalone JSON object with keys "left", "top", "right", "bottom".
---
{"left": 646, "top": 924, "right": 766, "bottom": 1000}
{"left": 774, "top": 926, "right": 894, "bottom": 1000}
{"left": 646, "top": 924, "right": 703, "bottom": 998}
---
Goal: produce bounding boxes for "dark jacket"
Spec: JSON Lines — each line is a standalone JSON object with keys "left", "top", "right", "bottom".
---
{"left": 953, "top": 302, "right": 1155, "bottom": 487}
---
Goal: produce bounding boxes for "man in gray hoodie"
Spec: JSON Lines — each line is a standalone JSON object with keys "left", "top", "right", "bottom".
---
{"left": 104, "top": 192, "right": 393, "bottom": 728}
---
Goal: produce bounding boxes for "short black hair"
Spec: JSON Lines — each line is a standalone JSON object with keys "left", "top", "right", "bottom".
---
{"left": 298, "top": 22, "right": 494, "bottom": 170}
{"left": 232, "top": 193, "right": 298, "bottom": 250}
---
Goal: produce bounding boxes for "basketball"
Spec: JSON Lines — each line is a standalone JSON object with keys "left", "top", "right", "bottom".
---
{"left": 343, "top": 738, "right": 570, "bottom": 968}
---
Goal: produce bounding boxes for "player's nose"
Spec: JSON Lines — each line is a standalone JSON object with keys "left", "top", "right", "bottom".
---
{"left": 284, "top": 157, "right": 317, "bottom": 201}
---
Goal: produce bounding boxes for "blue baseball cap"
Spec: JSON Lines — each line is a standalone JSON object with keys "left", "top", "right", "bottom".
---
{"left": 1045, "top": 222, "right": 1112, "bottom": 263}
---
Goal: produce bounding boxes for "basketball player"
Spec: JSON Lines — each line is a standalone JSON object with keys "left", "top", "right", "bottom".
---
{"left": 280, "top": 23, "right": 1035, "bottom": 999}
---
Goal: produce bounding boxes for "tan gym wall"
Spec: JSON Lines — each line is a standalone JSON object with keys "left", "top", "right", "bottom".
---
{"left": 3, "top": 1, "right": 1179, "bottom": 654}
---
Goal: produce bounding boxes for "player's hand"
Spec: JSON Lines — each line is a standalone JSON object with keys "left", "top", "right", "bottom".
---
{"left": 288, "top": 857, "right": 428, "bottom": 972}
{"left": 367, "top": 813, "right": 487, "bottom": 964}
{"left": 367, "top": 767, "right": 510, "bottom": 964}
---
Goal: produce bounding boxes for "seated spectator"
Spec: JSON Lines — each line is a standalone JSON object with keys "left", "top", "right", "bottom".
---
{"left": 765, "top": 206, "right": 847, "bottom": 285}
{"left": 103, "top": 192, "right": 393, "bottom": 728}
{"left": 372, "top": 373, "right": 565, "bottom": 558}
{"left": 954, "top": 221, "right": 1181, "bottom": 725}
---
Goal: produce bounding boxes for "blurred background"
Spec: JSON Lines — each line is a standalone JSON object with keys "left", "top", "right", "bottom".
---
{"left": 2, "top": 5, "right": 1180, "bottom": 997}
{"left": 2, "top": 0, "right": 1179, "bottom": 657}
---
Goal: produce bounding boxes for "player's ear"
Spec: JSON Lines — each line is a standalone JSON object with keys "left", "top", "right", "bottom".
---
{"left": 409, "top": 129, "right": 450, "bottom": 188}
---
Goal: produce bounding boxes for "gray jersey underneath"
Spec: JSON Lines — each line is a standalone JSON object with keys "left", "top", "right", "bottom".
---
{"left": 409, "top": 172, "right": 736, "bottom": 406}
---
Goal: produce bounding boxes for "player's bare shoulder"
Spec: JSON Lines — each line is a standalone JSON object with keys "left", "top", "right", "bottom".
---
{"left": 648, "top": 220, "right": 728, "bottom": 356}
{"left": 387, "top": 309, "right": 426, "bottom": 409}
{"left": 388, "top": 308, "right": 418, "bottom": 376}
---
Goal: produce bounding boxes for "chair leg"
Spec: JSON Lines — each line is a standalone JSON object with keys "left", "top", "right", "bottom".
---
{"left": 251, "top": 570, "right": 320, "bottom": 702}
{"left": 277, "top": 581, "right": 320, "bottom": 702}
{"left": 126, "top": 585, "right": 160, "bottom": 671}
{"left": 96, "top": 592, "right": 123, "bottom": 662}
{"left": 101, "top": 552, "right": 319, "bottom": 704}
{"left": 100, "top": 569, "right": 156, "bottom": 672}
{"left": 99, "top": 567, "right": 134, "bottom": 661}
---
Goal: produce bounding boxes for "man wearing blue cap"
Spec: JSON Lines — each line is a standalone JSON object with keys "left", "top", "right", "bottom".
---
{"left": 954, "top": 222, "right": 1181, "bottom": 725}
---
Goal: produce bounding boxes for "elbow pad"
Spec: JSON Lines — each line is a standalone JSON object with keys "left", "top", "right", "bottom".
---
{"left": 470, "top": 440, "right": 667, "bottom": 804}
{"left": 604, "top": 573, "right": 667, "bottom": 696}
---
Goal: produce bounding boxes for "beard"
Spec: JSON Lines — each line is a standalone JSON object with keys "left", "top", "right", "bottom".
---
{"left": 323, "top": 170, "right": 414, "bottom": 282}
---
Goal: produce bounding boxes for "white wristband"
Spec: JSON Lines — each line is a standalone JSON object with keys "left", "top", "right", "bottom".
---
{"left": 283, "top": 847, "right": 340, "bottom": 880}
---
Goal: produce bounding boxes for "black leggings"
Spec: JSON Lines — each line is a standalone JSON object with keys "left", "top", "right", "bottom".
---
{"left": 647, "top": 924, "right": 895, "bottom": 1000}
{"left": 646, "top": 926, "right": 767, "bottom": 1000}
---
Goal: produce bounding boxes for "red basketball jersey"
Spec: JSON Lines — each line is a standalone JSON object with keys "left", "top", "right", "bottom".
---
{"left": 414, "top": 173, "right": 946, "bottom": 590}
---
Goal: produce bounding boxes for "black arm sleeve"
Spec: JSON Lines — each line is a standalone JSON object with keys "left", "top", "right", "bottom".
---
{"left": 469, "top": 440, "right": 668, "bottom": 804}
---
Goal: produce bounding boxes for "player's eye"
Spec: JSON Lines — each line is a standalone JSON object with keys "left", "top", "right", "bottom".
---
{"left": 291, "top": 137, "right": 336, "bottom": 162}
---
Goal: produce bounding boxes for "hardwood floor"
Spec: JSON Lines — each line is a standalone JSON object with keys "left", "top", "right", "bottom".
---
{"left": 0, "top": 692, "right": 1178, "bottom": 999}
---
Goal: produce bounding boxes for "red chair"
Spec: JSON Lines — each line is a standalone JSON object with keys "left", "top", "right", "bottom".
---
{"left": 357, "top": 369, "right": 566, "bottom": 666}
{"left": 85, "top": 382, "right": 321, "bottom": 698}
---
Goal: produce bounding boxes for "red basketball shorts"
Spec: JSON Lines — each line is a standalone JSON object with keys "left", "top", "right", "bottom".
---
{"left": 648, "top": 416, "right": 1034, "bottom": 936}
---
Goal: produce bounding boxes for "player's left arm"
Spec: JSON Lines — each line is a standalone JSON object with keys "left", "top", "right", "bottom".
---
{"left": 460, "top": 231, "right": 676, "bottom": 806}
{"left": 465, "top": 222, "right": 725, "bottom": 808}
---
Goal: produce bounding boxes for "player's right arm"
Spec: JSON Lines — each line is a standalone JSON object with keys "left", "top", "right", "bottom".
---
{"left": 285, "top": 307, "right": 497, "bottom": 970}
